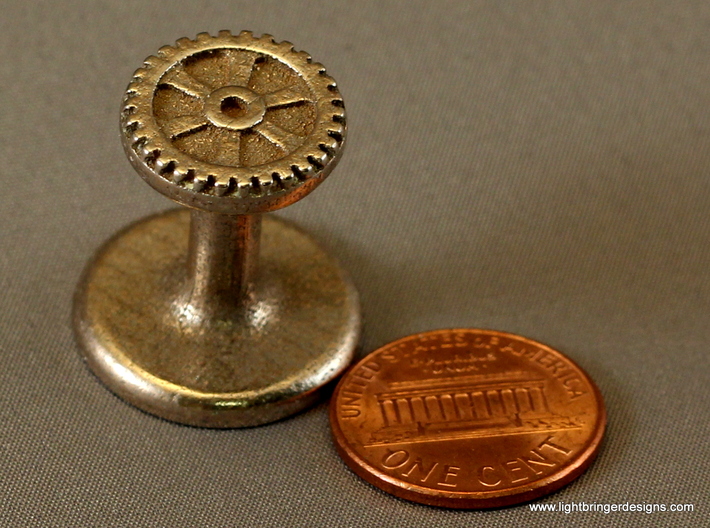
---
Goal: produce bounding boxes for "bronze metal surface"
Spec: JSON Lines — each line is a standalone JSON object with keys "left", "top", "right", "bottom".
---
{"left": 330, "top": 329, "right": 605, "bottom": 509}
{"left": 73, "top": 31, "right": 360, "bottom": 427}
{"left": 121, "top": 30, "right": 345, "bottom": 215}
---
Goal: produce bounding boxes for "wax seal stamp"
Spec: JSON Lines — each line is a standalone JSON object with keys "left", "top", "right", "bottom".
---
{"left": 73, "top": 31, "right": 360, "bottom": 427}
{"left": 330, "top": 329, "right": 605, "bottom": 508}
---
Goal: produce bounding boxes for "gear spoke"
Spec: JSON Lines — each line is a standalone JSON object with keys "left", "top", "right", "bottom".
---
{"left": 138, "top": 31, "right": 343, "bottom": 190}
{"left": 212, "top": 130, "right": 241, "bottom": 166}
{"left": 163, "top": 115, "right": 209, "bottom": 138}
{"left": 226, "top": 50, "right": 259, "bottom": 88}
{"left": 253, "top": 121, "right": 303, "bottom": 152}
{"left": 263, "top": 87, "right": 311, "bottom": 108}
{"left": 160, "top": 68, "right": 211, "bottom": 99}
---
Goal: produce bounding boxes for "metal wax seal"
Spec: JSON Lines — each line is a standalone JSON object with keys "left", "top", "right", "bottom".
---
{"left": 330, "top": 329, "right": 606, "bottom": 508}
{"left": 73, "top": 31, "right": 360, "bottom": 428}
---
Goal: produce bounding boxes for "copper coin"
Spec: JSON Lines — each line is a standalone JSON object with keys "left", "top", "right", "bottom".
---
{"left": 330, "top": 329, "right": 606, "bottom": 509}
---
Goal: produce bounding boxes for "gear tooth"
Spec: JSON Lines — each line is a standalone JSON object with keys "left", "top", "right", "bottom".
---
{"left": 192, "top": 172, "right": 211, "bottom": 192}
{"left": 124, "top": 87, "right": 141, "bottom": 100}
{"left": 123, "top": 116, "right": 141, "bottom": 134}
{"left": 278, "top": 40, "right": 295, "bottom": 53}
{"left": 294, "top": 50, "right": 312, "bottom": 63}
{"left": 121, "top": 104, "right": 137, "bottom": 120}
{"left": 331, "top": 110, "right": 346, "bottom": 125}
{"left": 291, "top": 162, "right": 314, "bottom": 182}
{"left": 195, "top": 32, "right": 212, "bottom": 42}
{"left": 154, "top": 156, "right": 169, "bottom": 172}
{"left": 125, "top": 78, "right": 141, "bottom": 92}
{"left": 227, "top": 177, "right": 238, "bottom": 195}
{"left": 306, "top": 148, "right": 328, "bottom": 172}
{"left": 144, "top": 138, "right": 160, "bottom": 152}
{"left": 123, "top": 118, "right": 140, "bottom": 135}
{"left": 131, "top": 132, "right": 146, "bottom": 146}
{"left": 172, "top": 166, "right": 192, "bottom": 184}
{"left": 277, "top": 169, "right": 299, "bottom": 190}
{"left": 248, "top": 175, "right": 262, "bottom": 195}
{"left": 327, "top": 125, "right": 345, "bottom": 145}
{"left": 270, "top": 171, "right": 284, "bottom": 191}
{"left": 217, "top": 29, "right": 232, "bottom": 38}
{"left": 131, "top": 67, "right": 149, "bottom": 80}
{"left": 131, "top": 135, "right": 147, "bottom": 153}
{"left": 327, "top": 120, "right": 346, "bottom": 134}
{"left": 157, "top": 45, "right": 176, "bottom": 58}
{"left": 235, "top": 179, "right": 251, "bottom": 198}
{"left": 125, "top": 89, "right": 140, "bottom": 99}
{"left": 259, "top": 33, "right": 276, "bottom": 44}
{"left": 320, "top": 73, "right": 337, "bottom": 87}
{"left": 141, "top": 143, "right": 161, "bottom": 167}
{"left": 310, "top": 61, "right": 327, "bottom": 74}
{"left": 134, "top": 137, "right": 151, "bottom": 157}
{"left": 157, "top": 159, "right": 177, "bottom": 177}
{"left": 171, "top": 170, "right": 185, "bottom": 184}
{"left": 154, "top": 154, "right": 178, "bottom": 174}
{"left": 121, "top": 105, "right": 136, "bottom": 121}
{"left": 319, "top": 137, "right": 339, "bottom": 156}
{"left": 259, "top": 175, "right": 275, "bottom": 195}
{"left": 328, "top": 103, "right": 346, "bottom": 115}
{"left": 194, "top": 171, "right": 210, "bottom": 184}
{"left": 175, "top": 37, "right": 192, "bottom": 48}
{"left": 213, "top": 176, "right": 232, "bottom": 196}
{"left": 279, "top": 170, "right": 297, "bottom": 189}
{"left": 143, "top": 55, "right": 163, "bottom": 68}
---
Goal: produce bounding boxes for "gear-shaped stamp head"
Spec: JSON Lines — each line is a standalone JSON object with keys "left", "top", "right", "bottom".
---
{"left": 121, "top": 31, "right": 347, "bottom": 214}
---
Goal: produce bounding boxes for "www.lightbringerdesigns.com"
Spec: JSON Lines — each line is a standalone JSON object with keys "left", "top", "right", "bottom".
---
{"left": 529, "top": 502, "right": 695, "bottom": 514}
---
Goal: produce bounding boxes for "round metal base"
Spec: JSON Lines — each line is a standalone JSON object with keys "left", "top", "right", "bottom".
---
{"left": 73, "top": 209, "right": 360, "bottom": 428}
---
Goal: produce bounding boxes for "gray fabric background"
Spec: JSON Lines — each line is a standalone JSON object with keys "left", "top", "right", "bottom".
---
{"left": 1, "top": 1, "right": 708, "bottom": 526}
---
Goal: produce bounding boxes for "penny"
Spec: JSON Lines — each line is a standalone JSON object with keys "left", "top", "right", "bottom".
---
{"left": 330, "top": 329, "right": 606, "bottom": 509}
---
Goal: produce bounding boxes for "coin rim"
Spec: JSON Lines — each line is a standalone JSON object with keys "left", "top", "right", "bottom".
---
{"left": 329, "top": 328, "right": 607, "bottom": 509}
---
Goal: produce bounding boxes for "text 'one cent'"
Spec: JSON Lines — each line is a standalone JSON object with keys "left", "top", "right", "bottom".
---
{"left": 329, "top": 329, "right": 606, "bottom": 509}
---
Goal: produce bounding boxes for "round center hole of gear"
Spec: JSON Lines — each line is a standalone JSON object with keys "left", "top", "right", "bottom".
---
{"left": 204, "top": 86, "right": 266, "bottom": 131}
{"left": 221, "top": 96, "right": 248, "bottom": 119}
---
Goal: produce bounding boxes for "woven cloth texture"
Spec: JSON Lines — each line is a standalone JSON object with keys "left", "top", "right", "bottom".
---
{"left": 0, "top": 1, "right": 708, "bottom": 526}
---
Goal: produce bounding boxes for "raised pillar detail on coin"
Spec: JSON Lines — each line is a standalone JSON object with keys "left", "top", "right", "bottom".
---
{"left": 330, "top": 329, "right": 606, "bottom": 509}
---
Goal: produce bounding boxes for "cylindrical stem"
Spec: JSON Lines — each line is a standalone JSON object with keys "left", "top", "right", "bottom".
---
{"left": 184, "top": 209, "right": 262, "bottom": 322}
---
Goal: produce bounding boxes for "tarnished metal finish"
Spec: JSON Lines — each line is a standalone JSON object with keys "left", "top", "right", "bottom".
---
{"left": 74, "top": 32, "right": 360, "bottom": 427}
{"left": 75, "top": 210, "right": 360, "bottom": 427}
{"left": 330, "top": 329, "right": 605, "bottom": 508}
{"left": 121, "top": 30, "right": 346, "bottom": 215}
{"left": 183, "top": 210, "right": 262, "bottom": 322}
